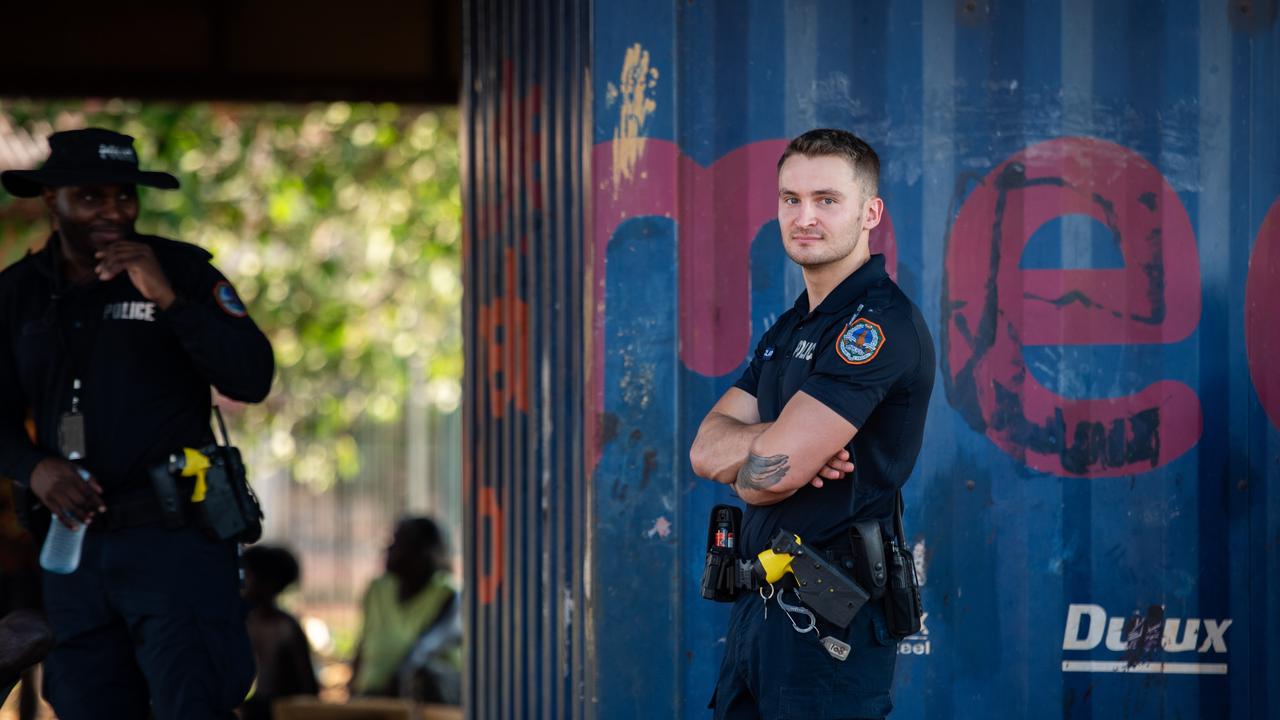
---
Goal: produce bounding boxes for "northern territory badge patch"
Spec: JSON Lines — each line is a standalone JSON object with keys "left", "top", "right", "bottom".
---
{"left": 213, "top": 280, "right": 248, "bottom": 318}
{"left": 836, "top": 317, "right": 885, "bottom": 365}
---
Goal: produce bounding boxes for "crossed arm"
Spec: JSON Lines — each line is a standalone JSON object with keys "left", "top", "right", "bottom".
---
{"left": 689, "top": 388, "right": 858, "bottom": 506}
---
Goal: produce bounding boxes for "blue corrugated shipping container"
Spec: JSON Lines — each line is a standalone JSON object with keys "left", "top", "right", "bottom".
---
{"left": 464, "top": 1, "right": 1280, "bottom": 717}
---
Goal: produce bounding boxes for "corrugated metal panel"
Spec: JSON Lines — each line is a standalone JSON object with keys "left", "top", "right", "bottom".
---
{"left": 462, "top": 0, "right": 592, "bottom": 718}
{"left": 583, "top": 1, "right": 1280, "bottom": 719}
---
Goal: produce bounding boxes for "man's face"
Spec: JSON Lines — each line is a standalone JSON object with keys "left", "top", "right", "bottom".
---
{"left": 42, "top": 183, "right": 139, "bottom": 260}
{"left": 777, "top": 154, "right": 875, "bottom": 269}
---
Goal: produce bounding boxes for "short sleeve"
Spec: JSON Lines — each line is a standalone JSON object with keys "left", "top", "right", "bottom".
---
{"left": 731, "top": 333, "right": 770, "bottom": 397}
{"left": 800, "top": 311, "right": 919, "bottom": 429}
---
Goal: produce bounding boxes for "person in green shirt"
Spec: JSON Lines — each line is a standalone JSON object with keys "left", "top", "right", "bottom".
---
{"left": 350, "top": 517, "right": 459, "bottom": 702}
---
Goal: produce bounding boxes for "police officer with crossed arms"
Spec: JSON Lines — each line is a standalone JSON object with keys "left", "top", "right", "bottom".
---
{"left": 691, "top": 128, "right": 935, "bottom": 719}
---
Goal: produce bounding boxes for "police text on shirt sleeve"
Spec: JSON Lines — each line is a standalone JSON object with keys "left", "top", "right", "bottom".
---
{"left": 732, "top": 324, "right": 781, "bottom": 399}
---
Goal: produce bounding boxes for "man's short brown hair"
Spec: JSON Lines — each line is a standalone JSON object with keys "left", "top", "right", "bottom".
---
{"left": 777, "top": 128, "right": 880, "bottom": 197}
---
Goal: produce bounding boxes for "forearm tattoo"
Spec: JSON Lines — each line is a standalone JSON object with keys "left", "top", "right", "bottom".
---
{"left": 735, "top": 452, "right": 790, "bottom": 491}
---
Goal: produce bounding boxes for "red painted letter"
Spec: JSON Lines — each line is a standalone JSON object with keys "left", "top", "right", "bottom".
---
{"left": 480, "top": 247, "right": 529, "bottom": 419}
{"left": 477, "top": 486, "right": 504, "bottom": 605}
{"left": 1247, "top": 199, "right": 1280, "bottom": 429}
{"left": 944, "top": 137, "right": 1202, "bottom": 477}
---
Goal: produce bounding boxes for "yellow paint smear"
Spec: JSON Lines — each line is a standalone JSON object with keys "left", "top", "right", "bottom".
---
{"left": 611, "top": 43, "right": 659, "bottom": 198}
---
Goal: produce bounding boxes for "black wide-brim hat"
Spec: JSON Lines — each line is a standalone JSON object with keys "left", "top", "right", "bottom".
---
{"left": 1, "top": 127, "right": 179, "bottom": 198}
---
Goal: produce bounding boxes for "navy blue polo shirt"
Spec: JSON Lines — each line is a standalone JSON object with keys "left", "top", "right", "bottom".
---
{"left": 733, "top": 254, "right": 935, "bottom": 554}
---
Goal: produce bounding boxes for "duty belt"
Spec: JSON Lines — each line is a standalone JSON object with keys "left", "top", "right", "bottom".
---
{"left": 90, "top": 494, "right": 167, "bottom": 531}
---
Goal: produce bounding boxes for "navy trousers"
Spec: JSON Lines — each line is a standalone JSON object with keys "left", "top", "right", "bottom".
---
{"left": 41, "top": 524, "right": 254, "bottom": 720}
{"left": 712, "top": 590, "right": 898, "bottom": 720}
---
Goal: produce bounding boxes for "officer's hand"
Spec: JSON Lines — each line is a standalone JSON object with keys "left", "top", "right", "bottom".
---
{"left": 29, "top": 458, "right": 106, "bottom": 529}
{"left": 809, "top": 448, "right": 855, "bottom": 488}
{"left": 94, "top": 241, "right": 177, "bottom": 309}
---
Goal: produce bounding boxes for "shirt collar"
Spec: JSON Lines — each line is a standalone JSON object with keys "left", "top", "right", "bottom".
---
{"left": 792, "top": 254, "right": 889, "bottom": 316}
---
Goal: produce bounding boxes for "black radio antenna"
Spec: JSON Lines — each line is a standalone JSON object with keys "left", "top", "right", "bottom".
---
{"left": 212, "top": 405, "right": 230, "bottom": 446}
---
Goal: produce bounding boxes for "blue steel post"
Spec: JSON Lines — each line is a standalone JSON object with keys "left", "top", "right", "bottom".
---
{"left": 462, "top": 0, "right": 592, "bottom": 718}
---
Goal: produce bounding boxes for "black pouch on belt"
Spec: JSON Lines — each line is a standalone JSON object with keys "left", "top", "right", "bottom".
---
{"left": 700, "top": 504, "right": 742, "bottom": 602}
{"left": 148, "top": 462, "right": 188, "bottom": 529}
{"left": 883, "top": 492, "right": 923, "bottom": 639}
{"left": 848, "top": 519, "right": 888, "bottom": 601}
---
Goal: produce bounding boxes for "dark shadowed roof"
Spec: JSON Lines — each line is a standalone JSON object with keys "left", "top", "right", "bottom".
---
{"left": 0, "top": 0, "right": 461, "bottom": 104}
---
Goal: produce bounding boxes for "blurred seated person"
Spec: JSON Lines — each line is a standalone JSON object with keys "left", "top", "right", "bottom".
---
{"left": 351, "top": 517, "right": 460, "bottom": 704}
{"left": 0, "top": 475, "right": 49, "bottom": 720}
{"left": 396, "top": 578, "right": 462, "bottom": 705}
{"left": 240, "top": 544, "right": 318, "bottom": 720}
{"left": 0, "top": 609, "right": 54, "bottom": 709}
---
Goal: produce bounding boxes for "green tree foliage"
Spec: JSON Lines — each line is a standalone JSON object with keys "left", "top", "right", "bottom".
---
{"left": 0, "top": 99, "right": 462, "bottom": 489}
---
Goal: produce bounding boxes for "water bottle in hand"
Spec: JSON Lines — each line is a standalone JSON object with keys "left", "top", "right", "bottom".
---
{"left": 39, "top": 468, "right": 92, "bottom": 574}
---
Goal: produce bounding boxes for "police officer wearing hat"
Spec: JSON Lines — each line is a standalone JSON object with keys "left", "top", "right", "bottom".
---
{"left": 0, "top": 128, "right": 274, "bottom": 719}
{"left": 690, "top": 129, "right": 935, "bottom": 719}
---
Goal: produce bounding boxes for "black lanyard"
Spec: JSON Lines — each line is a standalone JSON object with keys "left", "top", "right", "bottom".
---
{"left": 46, "top": 234, "right": 93, "bottom": 414}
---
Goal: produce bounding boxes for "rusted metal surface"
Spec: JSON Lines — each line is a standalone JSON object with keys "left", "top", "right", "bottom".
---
{"left": 462, "top": 0, "right": 592, "bottom": 717}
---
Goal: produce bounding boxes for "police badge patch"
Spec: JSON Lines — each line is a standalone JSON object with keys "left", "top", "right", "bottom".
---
{"left": 213, "top": 281, "right": 248, "bottom": 318}
{"left": 836, "top": 317, "right": 885, "bottom": 365}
